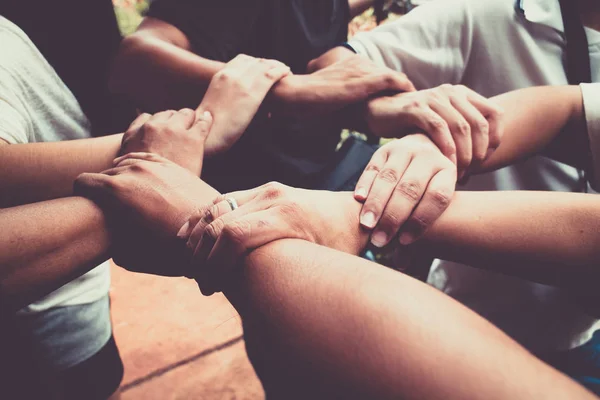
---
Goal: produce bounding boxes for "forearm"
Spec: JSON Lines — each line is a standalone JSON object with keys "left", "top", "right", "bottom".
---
{"left": 319, "top": 190, "right": 599, "bottom": 290}
{"left": 306, "top": 46, "right": 356, "bottom": 74}
{"left": 226, "top": 239, "right": 591, "bottom": 399}
{"left": 111, "top": 33, "right": 225, "bottom": 112}
{"left": 423, "top": 190, "right": 600, "bottom": 290}
{"left": 0, "top": 197, "right": 110, "bottom": 311}
{"left": 0, "top": 134, "right": 122, "bottom": 207}
{"left": 478, "top": 85, "right": 584, "bottom": 172}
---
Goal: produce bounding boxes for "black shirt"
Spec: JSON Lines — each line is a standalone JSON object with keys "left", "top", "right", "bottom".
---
{"left": 147, "top": 0, "right": 350, "bottom": 192}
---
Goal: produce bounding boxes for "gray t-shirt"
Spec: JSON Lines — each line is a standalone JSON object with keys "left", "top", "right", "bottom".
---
{"left": 0, "top": 16, "right": 110, "bottom": 312}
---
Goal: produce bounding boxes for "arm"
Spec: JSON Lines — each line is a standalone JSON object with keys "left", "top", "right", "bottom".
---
{"left": 478, "top": 85, "right": 585, "bottom": 173}
{"left": 420, "top": 190, "right": 600, "bottom": 291}
{"left": 0, "top": 134, "right": 121, "bottom": 207}
{"left": 0, "top": 197, "right": 110, "bottom": 311}
{"left": 186, "top": 182, "right": 600, "bottom": 294}
{"left": 224, "top": 239, "right": 594, "bottom": 399}
{"left": 110, "top": 17, "right": 225, "bottom": 112}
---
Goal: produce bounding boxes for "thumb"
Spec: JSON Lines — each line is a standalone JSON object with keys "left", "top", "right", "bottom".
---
{"left": 193, "top": 110, "right": 214, "bottom": 140}
{"left": 74, "top": 172, "right": 119, "bottom": 210}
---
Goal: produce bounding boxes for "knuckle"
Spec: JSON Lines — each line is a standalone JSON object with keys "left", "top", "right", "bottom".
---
{"left": 365, "top": 163, "right": 381, "bottom": 174}
{"left": 395, "top": 180, "right": 422, "bottom": 202}
{"left": 428, "top": 188, "right": 452, "bottom": 210}
{"left": 377, "top": 168, "right": 400, "bottom": 184}
{"left": 204, "top": 204, "right": 221, "bottom": 224}
{"left": 429, "top": 118, "right": 448, "bottom": 133}
{"left": 454, "top": 121, "right": 471, "bottom": 136}
{"left": 261, "top": 181, "right": 286, "bottom": 200}
{"left": 439, "top": 83, "right": 453, "bottom": 92}
{"left": 406, "top": 99, "right": 424, "bottom": 110}
{"left": 205, "top": 219, "right": 224, "bottom": 240}
{"left": 379, "top": 210, "right": 404, "bottom": 230}
{"left": 476, "top": 120, "right": 489, "bottom": 134}
{"left": 222, "top": 220, "right": 251, "bottom": 245}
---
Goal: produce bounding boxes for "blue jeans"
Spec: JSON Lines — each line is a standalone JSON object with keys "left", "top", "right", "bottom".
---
{"left": 543, "top": 330, "right": 600, "bottom": 395}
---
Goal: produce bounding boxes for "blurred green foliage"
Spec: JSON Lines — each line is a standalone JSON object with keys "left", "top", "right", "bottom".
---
{"left": 114, "top": 0, "right": 148, "bottom": 36}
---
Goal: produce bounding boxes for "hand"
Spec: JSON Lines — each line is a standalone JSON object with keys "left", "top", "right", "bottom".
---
{"left": 355, "top": 134, "right": 457, "bottom": 247}
{"left": 75, "top": 153, "right": 220, "bottom": 276}
{"left": 199, "top": 54, "right": 291, "bottom": 156}
{"left": 365, "top": 84, "right": 504, "bottom": 177}
{"left": 178, "top": 183, "right": 367, "bottom": 295}
{"left": 271, "top": 54, "right": 415, "bottom": 117}
{"left": 120, "top": 109, "right": 213, "bottom": 176}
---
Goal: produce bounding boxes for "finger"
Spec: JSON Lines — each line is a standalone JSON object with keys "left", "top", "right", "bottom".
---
{"left": 355, "top": 148, "right": 388, "bottom": 202}
{"left": 151, "top": 109, "right": 177, "bottom": 122}
{"left": 73, "top": 172, "right": 120, "bottom": 207}
{"left": 408, "top": 106, "right": 457, "bottom": 165}
{"left": 429, "top": 101, "right": 471, "bottom": 177}
{"left": 189, "top": 203, "right": 256, "bottom": 293}
{"left": 196, "top": 209, "right": 294, "bottom": 295}
{"left": 226, "top": 54, "right": 261, "bottom": 79}
{"left": 468, "top": 92, "right": 505, "bottom": 151}
{"left": 359, "top": 152, "right": 412, "bottom": 232}
{"left": 191, "top": 110, "right": 214, "bottom": 142}
{"left": 169, "top": 108, "right": 197, "bottom": 129}
{"left": 398, "top": 167, "right": 456, "bottom": 245}
{"left": 370, "top": 158, "right": 440, "bottom": 248}
{"left": 126, "top": 113, "right": 152, "bottom": 133}
{"left": 113, "top": 152, "right": 167, "bottom": 166}
{"left": 186, "top": 199, "right": 242, "bottom": 253}
{"left": 264, "top": 65, "right": 292, "bottom": 82}
{"left": 450, "top": 96, "right": 489, "bottom": 165}
{"left": 373, "top": 70, "right": 416, "bottom": 94}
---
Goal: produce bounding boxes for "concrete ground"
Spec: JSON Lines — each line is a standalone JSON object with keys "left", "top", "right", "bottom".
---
{"left": 109, "top": 262, "right": 264, "bottom": 399}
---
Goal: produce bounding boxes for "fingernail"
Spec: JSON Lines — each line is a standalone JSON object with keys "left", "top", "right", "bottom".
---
{"left": 203, "top": 111, "right": 212, "bottom": 120}
{"left": 399, "top": 231, "right": 416, "bottom": 245}
{"left": 360, "top": 212, "right": 377, "bottom": 229}
{"left": 177, "top": 221, "right": 190, "bottom": 239}
{"left": 371, "top": 231, "right": 389, "bottom": 248}
{"left": 355, "top": 187, "right": 368, "bottom": 200}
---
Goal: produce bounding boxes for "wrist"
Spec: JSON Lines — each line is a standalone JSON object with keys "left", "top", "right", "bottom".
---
{"left": 336, "top": 192, "right": 371, "bottom": 255}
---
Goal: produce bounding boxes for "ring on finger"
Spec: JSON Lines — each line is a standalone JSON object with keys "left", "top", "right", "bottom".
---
{"left": 225, "top": 197, "right": 238, "bottom": 211}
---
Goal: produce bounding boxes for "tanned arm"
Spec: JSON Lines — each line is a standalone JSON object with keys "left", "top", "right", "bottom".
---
{"left": 0, "top": 197, "right": 110, "bottom": 311}
{"left": 0, "top": 135, "right": 122, "bottom": 207}
{"left": 110, "top": 17, "right": 225, "bottom": 112}
{"left": 225, "top": 239, "right": 594, "bottom": 399}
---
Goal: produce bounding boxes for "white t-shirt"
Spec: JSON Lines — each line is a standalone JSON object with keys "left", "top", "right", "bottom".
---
{"left": 0, "top": 16, "right": 110, "bottom": 312}
{"left": 350, "top": 0, "right": 600, "bottom": 351}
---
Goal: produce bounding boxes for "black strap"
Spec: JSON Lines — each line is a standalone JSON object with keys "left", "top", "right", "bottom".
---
{"left": 556, "top": 0, "right": 594, "bottom": 185}
{"left": 559, "top": 0, "right": 591, "bottom": 85}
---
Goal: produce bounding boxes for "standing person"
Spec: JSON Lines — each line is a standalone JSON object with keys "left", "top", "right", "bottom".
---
{"left": 308, "top": 0, "right": 600, "bottom": 382}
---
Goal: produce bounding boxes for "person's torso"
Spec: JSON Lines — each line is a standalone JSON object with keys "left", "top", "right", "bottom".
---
{"left": 191, "top": 0, "right": 350, "bottom": 190}
{"left": 0, "top": 16, "right": 110, "bottom": 313}
{"left": 429, "top": 0, "right": 600, "bottom": 352}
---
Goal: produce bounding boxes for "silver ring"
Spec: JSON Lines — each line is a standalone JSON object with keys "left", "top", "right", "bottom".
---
{"left": 225, "top": 197, "right": 238, "bottom": 211}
